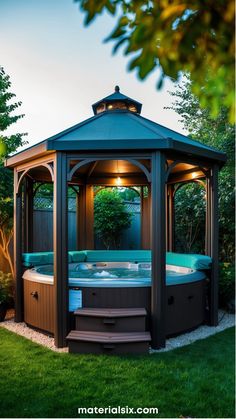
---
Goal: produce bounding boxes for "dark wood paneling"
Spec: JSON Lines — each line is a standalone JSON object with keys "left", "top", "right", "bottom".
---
{"left": 81, "top": 286, "right": 150, "bottom": 310}
{"left": 24, "top": 279, "right": 55, "bottom": 333}
{"left": 166, "top": 281, "right": 206, "bottom": 336}
{"left": 33, "top": 210, "right": 76, "bottom": 252}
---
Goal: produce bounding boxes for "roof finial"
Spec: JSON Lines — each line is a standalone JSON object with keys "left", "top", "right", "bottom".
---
{"left": 115, "top": 85, "right": 120, "bottom": 93}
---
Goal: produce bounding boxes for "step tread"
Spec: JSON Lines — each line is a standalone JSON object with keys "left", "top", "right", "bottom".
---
{"left": 67, "top": 330, "right": 151, "bottom": 343}
{"left": 74, "top": 308, "right": 147, "bottom": 318}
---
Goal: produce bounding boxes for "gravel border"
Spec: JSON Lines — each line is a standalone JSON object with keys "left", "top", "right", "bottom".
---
{"left": 0, "top": 318, "right": 68, "bottom": 352}
{"left": 151, "top": 309, "right": 235, "bottom": 353}
{"left": 0, "top": 309, "right": 234, "bottom": 353}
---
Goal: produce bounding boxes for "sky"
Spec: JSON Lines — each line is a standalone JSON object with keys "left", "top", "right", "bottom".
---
{"left": 0, "top": 0, "right": 186, "bottom": 151}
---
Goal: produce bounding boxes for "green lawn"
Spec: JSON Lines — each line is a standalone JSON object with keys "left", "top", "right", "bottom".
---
{"left": 0, "top": 327, "right": 235, "bottom": 418}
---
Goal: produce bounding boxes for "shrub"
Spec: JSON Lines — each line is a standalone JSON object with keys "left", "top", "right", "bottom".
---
{"left": 94, "top": 188, "right": 132, "bottom": 249}
{"left": 0, "top": 271, "right": 14, "bottom": 307}
{"left": 218, "top": 263, "right": 235, "bottom": 310}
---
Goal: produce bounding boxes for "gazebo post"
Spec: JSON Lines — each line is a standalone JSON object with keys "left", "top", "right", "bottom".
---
{"left": 166, "top": 184, "right": 175, "bottom": 252}
{"left": 76, "top": 189, "right": 80, "bottom": 250}
{"left": 151, "top": 151, "right": 166, "bottom": 349}
{"left": 209, "top": 164, "right": 219, "bottom": 325}
{"left": 24, "top": 177, "right": 34, "bottom": 252}
{"left": 78, "top": 184, "right": 94, "bottom": 249}
{"left": 141, "top": 185, "right": 151, "bottom": 249}
{"left": 14, "top": 169, "right": 23, "bottom": 322}
{"left": 54, "top": 153, "right": 68, "bottom": 347}
{"left": 205, "top": 176, "right": 211, "bottom": 256}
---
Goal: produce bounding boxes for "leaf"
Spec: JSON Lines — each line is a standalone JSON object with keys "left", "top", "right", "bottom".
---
{"left": 160, "top": 4, "right": 188, "bottom": 21}
{"left": 157, "top": 76, "right": 164, "bottom": 90}
{"left": 112, "top": 37, "right": 129, "bottom": 54}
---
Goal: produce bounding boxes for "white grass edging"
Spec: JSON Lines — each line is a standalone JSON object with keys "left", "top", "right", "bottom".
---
{"left": 0, "top": 309, "right": 234, "bottom": 354}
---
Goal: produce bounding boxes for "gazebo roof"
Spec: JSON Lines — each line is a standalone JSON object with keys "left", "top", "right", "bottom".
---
{"left": 5, "top": 87, "right": 226, "bottom": 167}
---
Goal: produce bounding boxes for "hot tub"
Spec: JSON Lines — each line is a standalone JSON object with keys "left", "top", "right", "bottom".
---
{"left": 23, "top": 262, "right": 207, "bottom": 336}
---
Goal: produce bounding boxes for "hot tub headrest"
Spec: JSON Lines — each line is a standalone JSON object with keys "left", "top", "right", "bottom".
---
{"left": 166, "top": 252, "right": 212, "bottom": 270}
{"left": 22, "top": 250, "right": 212, "bottom": 270}
{"left": 22, "top": 251, "right": 86, "bottom": 267}
{"left": 22, "top": 252, "right": 54, "bottom": 267}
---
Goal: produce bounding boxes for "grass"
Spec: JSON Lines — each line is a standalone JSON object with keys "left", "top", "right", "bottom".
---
{"left": 0, "top": 327, "right": 235, "bottom": 418}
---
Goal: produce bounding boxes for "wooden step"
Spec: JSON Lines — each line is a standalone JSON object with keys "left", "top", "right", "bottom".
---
{"left": 74, "top": 308, "right": 147, "bottom": 318}
{"left": 74, "top": 308, "right": 147, "bottom": 333}
{"left": 67, "top": 331, "right": 151, "bottom": 354}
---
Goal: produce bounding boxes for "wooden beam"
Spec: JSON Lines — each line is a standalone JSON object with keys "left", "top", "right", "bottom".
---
{"left": 14, "top": 154, "right": 55, "bottom": 173}
{"left": 14, "top": 169, "right": 23, "bottom": 322}
{"left": 151, "top": 151, "right": 166, "bottom": 349}
{"left": 86, "top": 161, "right": 98, "bottom": 179}
{"left": 165, "top": 152, "right": 212, "bottom": 171}
{"left": 87, "top": 176, "right": 149, "bottom": 186}
{"left": 53, "top": 153, "right": 68, "bottom": 347}
{"left": 5, "top": 142, "right": 49, "bottom": 168}
{"left": 168, "top": 169, "right": 205, "bottom": 184}
{"left": 67, "top": 153, "right": 152, "bottom": 161}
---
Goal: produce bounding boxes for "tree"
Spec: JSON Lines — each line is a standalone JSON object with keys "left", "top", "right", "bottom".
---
{"left": 174, "top": 182, "right": 206, "bottom": 254}
{"left": 168, "top": 76, "right": 235, "bottom": 262}
{"left": 94, "top": 188, "right": 132, "bottom": 249}
{"left": 75, "top": 0, "right": 235, "bottom": 122}
{"left": 0, "top": 67, "right": 27, "bottom": 275}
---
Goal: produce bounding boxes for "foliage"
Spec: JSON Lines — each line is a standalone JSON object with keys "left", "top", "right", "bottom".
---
{"left": 117, "top": 186, "right": 140, "bottom": 201}
{"left": 0, "top": 327, "right": 235, "bottom": 417}
{"left": 174, "top": 182, "right": 205, "bottom": 254}
{"left": 75, "top": 0, "right": 235, "bottom": 122}
{"left": 0, "top": 271, "right": 14, "bottom": 306}
{"left": 94, "top": 188, "right": 132, "bottom": 249}
{"left": 168, "top": 76, "right": 235, "bottom": 262}
{"left": 0, "top": 67, "right": 27, "bottom": 275}
{"left": 219, "top": 263, "right": 235, "bottom": 309}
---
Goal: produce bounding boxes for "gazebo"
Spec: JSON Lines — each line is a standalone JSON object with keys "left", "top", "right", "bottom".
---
{"left": 5, "top": 86, "right": 226, "bottom": 351}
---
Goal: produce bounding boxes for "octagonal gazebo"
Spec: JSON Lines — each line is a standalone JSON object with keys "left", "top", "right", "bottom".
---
{"left": 5, "top": 86, "right": 226, "bottom": 351}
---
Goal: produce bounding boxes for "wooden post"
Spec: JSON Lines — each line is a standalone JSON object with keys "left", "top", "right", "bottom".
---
{"left": 209, "top": 165, "right": 219, "bottom": 325}
{"left": 140, "top": 186, "right": 144, "bottom": 248}
{"left": 14, "top": 169, "right": 23, "bottom": 322}
{"left": 170, "top": 184, "right": 175, "bottom": 252}
{"left": 78, "top": 184, "right": 94, "bottom": 249}
{"left": 151, "top": 151, "right": 166, "bottom": 349}
{"left": 76, "top": 190, "right": 80, "bottom": 250}
{"left": 205, "top": 176, "right": 211, "bottom": 256}
{"left": 166, "top": 184, "right": 175, "bottom": 252}
{"left": 24, "top": 177, "right": 34, "bottom": 252}
{"left": 53, "top": 153, "right": 68, "bottom": 348}
{"left": 141, "top": 185, "right": 151, "bottom": 249}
